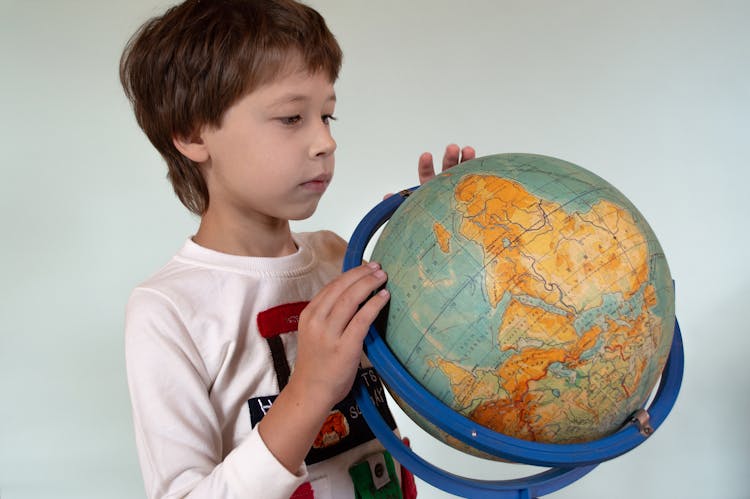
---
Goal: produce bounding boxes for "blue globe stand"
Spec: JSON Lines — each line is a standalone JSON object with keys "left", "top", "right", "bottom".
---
{"left": 343, "top": 188, "right": 685, "bottom": 498}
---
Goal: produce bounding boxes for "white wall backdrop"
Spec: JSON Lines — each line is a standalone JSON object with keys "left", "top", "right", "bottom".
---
{"left": 1, "top": 1, "right": 748, "bottom": 498}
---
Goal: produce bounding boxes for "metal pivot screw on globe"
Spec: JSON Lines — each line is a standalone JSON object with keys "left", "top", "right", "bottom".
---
{"left": 629, "top": 409, "right": 654, "bottom": 438}
{"left": 344, "top": 153, "right": 684, "bottom": 498}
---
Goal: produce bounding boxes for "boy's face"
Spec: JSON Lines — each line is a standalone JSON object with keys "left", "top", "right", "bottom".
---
{"left": 198, "top": 60, "right": 337, "bottom": 225}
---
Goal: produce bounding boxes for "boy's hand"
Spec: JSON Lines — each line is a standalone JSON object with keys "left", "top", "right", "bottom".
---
{"left": 383, "top": 144, "right": 476, "bottom": 200}
{"left": 293, "top": 261, "right": 390, "bottom": 408}
{"left": 257, "top": 262, "right": 389, "bottom": 473}
{"left": 418, "top": 144, "right": 476, "bottom": 185}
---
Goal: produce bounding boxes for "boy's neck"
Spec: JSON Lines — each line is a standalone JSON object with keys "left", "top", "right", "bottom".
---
{"left": 193, "top": 210, "right": 298, "bottom": 258}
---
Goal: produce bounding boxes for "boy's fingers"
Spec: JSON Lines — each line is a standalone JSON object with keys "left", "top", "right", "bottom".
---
{"left": 419, "top": 145, "right": 476, "bottom": 186}
{"left": 307, "top": 262, "right": 382, "bottom": 315}
{"left": 303, "top": 262, "right": 385, "bottom": 332}
{"left": 442, "top": 144, "right": 460, "bottom": 171}
{"left": 461, "top": 146, "right": 476, "bottom": 162}
{"left": 344, "top": 288, "right": 390, "bottom": 341}
{"left": 417, "top": 152, "right": 436, "bottom": 184}
{"left": 325, "top": 268, "right": 387, "bottom": 331}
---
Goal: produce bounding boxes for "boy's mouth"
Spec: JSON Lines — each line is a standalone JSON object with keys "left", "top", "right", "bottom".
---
{"left": 301, "top": 173, "right": 332, "bottom": 193}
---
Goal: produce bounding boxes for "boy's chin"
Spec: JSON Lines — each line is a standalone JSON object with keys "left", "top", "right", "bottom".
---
{"left": 287, "top": 203, "right": 321, "bottom": 221}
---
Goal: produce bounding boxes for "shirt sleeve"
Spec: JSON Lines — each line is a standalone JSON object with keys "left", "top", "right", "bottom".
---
{"left": 125, "top": 288, "right": 307, "bottom": 499}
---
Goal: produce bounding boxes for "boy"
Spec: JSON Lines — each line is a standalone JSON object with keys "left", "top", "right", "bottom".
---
{"left": 120, "top": 1, "right": 474, "bottom": 498}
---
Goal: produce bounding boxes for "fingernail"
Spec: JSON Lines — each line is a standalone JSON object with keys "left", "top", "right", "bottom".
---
{"left": 368, "top": 261, "right": 380, "bottom": 270}
{"left": 374, "top": 269, "right": 386, "bottom": 279}
{"left": 378, "top": 289, "right": 390, "bottom": 298}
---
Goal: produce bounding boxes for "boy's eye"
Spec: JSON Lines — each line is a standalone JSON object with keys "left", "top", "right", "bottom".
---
{"left": 279, "top": 115, "right": 302, "bottom": 125}
{"left": 322, "top": 114, "right": 337, "bottom": 125}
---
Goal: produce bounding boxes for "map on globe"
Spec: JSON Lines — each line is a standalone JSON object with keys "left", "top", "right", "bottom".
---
{"left": 371, "top": 153, "right": 675, "bottom": 448}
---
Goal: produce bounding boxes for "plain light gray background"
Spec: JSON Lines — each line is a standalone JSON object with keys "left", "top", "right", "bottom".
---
{"left": 1, "top": 1, "right": 748, "bottom": 498}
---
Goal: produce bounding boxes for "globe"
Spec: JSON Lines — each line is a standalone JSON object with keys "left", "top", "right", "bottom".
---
{"left": 370, "top": 153, "right": 675, "bottom": 456}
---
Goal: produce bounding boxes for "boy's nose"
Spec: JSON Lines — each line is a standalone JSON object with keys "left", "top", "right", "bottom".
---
{"left": 311, "top": 124, "right": 337, "bottom": 158}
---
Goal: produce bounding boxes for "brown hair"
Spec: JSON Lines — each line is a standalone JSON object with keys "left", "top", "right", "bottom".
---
{"left": 120, "top": 0, "right": 343, "bottom": 215}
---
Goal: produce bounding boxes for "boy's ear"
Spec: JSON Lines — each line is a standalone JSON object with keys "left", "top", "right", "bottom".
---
{"left": 173, "top": 130, "right": 210, "bottom": 163}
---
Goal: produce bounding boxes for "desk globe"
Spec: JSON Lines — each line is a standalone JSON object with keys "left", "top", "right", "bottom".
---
{"left": 344, "top": 153, "right": 682, "bottom": 497}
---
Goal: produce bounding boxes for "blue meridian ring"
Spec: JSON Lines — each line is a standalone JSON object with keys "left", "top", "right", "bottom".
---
{"left": 344, "top": 188, "right": 684, "bottom": 496}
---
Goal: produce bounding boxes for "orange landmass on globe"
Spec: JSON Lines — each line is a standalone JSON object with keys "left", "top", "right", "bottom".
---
{"left": 433, "top": 222, "right": 451, "bottom": 253}
{"left": 496, "top": 298, "right": 578, "bottom": 348}
{"left": 427, "top": 177, "right": 663, "bottom": 442}
{"left": 434, "top": 293, "right": 665, "bottom": 442}
{"left": 454, "top": 174, "right": 649, "bottom": 313}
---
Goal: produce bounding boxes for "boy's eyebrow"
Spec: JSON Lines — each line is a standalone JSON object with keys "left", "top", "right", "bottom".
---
{"left": 269, "top": 93, "right": 337, "bottom": 107}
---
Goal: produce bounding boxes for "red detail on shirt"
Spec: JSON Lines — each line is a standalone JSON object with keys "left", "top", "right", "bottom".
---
{"left": 313, "top": 410, "right": 351, "bottom": 449}
{"left": 290, "top": 482, "right": 314, "bottom": 499}
{"left": 257, "top": 301, "right": 310, "bottom": 338}
{"left": 401, "top": 438, "right": 418, "bottom": 499}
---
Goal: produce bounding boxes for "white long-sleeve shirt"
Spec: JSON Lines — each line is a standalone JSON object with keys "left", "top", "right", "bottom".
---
{"left": 125, "top": 231, "right": 399, "bottom": 499}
